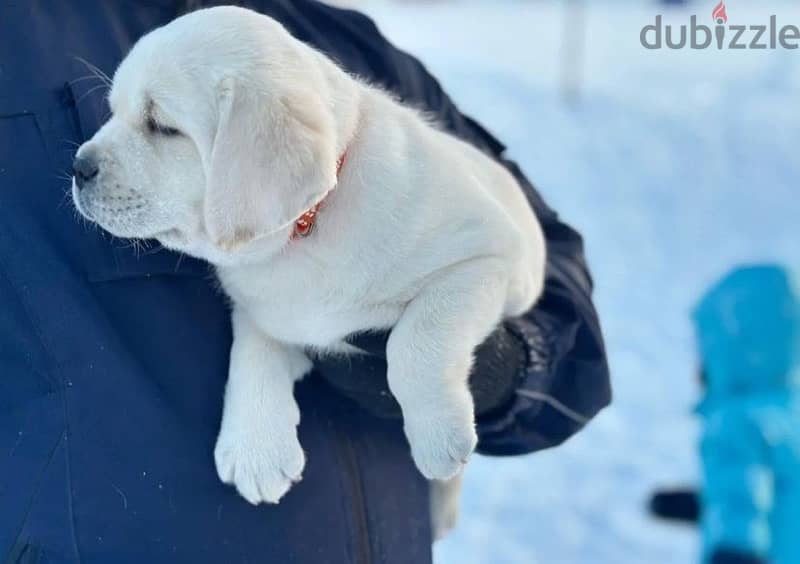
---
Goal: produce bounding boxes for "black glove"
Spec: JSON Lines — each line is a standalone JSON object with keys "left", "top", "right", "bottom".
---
{"left": 313, "top": 322, "right": 528, "bottom": 420}
{"left": 648, "top": 488, "right": 700, "bottom": 523}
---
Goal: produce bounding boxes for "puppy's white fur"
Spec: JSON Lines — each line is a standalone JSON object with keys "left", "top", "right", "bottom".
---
{"left": 73, "top": 6, "right": 546, "bottom": 537}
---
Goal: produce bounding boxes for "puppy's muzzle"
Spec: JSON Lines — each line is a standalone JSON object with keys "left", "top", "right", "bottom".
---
{"left": 72, "top": 155, "right": 99, "bottom": 190}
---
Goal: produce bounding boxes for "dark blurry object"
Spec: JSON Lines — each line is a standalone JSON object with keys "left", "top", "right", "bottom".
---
{"left": 649, "top": 488, "right": 700, "bottom": 523}
{"left": 694, "top": 265, "right": 800, "bottom": 564}
{"left": 698, "top": 364, "right": 708, "bottom": 389}
{"left": 710, "top": 548, "right": 768, "bottom": 564}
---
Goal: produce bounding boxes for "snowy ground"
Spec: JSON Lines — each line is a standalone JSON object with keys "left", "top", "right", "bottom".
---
{"left": 344, "top": 1, "right": 800, "bottom": 562}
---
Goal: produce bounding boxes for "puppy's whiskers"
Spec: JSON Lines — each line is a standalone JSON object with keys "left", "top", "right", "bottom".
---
{"left": 68, "top": 74, "right": 108, "bottom": 88}
{"left": 56, "top": 177, "right": 76, "bottom": 210}
{"left": 72, "top": 56, "right": 113, "bottom": 88}
{"left": 173, "top": 251, "right": 186, "bottom": 272}
{"left": 76, "top": 83, "right": 111, "bottom": 105}
{"left": 61, "top": 139, "right": 82, "bottom": 149}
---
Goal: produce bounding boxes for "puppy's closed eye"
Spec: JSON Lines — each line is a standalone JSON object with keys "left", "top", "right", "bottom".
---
{"left": 146, "top": 115, "right": 182, "bottom": 137}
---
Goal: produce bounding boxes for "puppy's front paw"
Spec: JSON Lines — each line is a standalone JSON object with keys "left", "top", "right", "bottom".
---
{"left": 405, "top": 406, "right": 477, "bottom": 481}
{"left": 214, "top": 423, "right": 305, "bottom": 505}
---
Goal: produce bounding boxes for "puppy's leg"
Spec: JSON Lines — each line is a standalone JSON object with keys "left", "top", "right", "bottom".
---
{"left": 430, "top": 471, "right": 464, "bottom": 541}
{"left": 215, "top": 307, "right": 312, "bottom": 504}
{"left": 387, "top": 257, "right": 508, "bottom": 480}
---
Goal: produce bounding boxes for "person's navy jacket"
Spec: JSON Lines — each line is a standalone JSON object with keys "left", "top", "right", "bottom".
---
{"left": 0, "top": 1, "right": 611, "bottom": 563}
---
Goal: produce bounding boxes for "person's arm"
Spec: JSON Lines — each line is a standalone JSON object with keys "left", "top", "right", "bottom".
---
{"left": 470, "top": 154, "right": 610, "bottom": 455}
{"left": 700, "top": 410, "right": 771, "bottom": 564}
{"left": 248, "top": 0, "right": 611, "bottom": 455}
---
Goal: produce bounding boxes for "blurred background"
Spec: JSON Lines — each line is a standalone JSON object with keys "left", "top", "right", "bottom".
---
{"left": 323, "top": 1, "right": 799, "bottom": 563}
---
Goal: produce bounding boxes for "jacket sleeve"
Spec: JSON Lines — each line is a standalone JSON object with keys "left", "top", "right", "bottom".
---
{"left": 471, "top": 154, "right": 611, "bottom": 455}
{"left": 700, "top": 409, "right": 771, "bottom": 563}
{"left": 252, "top": 0, "right": 612, "bottom": 456}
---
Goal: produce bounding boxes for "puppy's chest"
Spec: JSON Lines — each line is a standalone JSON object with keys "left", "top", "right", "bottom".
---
{"left": 218, "top": 264, "right": 401, "bottom": 348}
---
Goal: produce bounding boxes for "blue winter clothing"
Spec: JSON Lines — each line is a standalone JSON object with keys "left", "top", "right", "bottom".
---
{"left": 1, "top": 1, "right": 610, "bottom": 562}
{"left": 694, "top": 265, "right": 800, "bottom": 564}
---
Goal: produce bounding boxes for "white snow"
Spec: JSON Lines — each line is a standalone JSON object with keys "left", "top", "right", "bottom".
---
{"left": 344, "top": 1, "right": 800, "bottom": 562}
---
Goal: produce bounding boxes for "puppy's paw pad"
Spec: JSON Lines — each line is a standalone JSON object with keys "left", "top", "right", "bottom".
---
{"left": 214, "top": 429, "right": 305, "bottom": 504}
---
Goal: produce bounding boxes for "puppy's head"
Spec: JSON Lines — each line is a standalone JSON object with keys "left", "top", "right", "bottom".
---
{"left": 72, "top": 7, "right": 339, "bottom": 263}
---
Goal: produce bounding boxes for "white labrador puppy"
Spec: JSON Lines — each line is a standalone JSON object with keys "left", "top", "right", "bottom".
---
{"left": 72, "top": 6, "right": 545, "bottom": 537}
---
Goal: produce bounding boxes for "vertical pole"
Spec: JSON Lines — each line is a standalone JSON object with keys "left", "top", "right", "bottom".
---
{"left": 560, "top": 0, "right": 586, "bottom": 105}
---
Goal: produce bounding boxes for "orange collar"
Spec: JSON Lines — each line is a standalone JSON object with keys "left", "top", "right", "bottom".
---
{"left": 291, "top": 152, "right": 347, "bottom": 240}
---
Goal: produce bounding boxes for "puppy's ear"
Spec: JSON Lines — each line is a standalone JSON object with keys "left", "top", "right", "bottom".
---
{"left": 204, "top": 76, "right": 336, "bottom": 250}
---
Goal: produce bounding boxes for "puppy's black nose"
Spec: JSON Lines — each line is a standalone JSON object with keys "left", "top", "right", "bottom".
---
{"left": 73, "top": 156, "right": 99, "bottom": 189}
